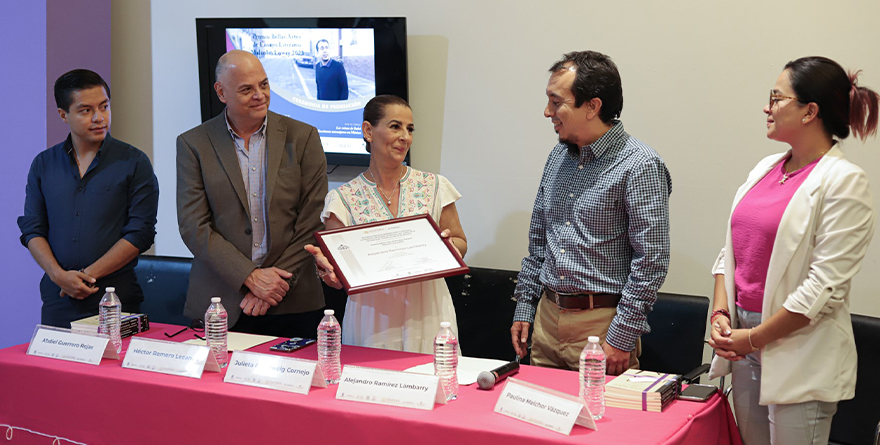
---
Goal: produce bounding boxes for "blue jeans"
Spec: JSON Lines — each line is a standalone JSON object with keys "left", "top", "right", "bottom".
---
{"left": 731, "top": 307, "right": 838, "bottom": 445}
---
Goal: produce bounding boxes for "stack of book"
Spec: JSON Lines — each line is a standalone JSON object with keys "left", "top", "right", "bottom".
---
{"left": 604, "top": 370, "right": 679, "bottom": 412}
{"left": 70, "top": 313, "right": 150, "bottom": 339}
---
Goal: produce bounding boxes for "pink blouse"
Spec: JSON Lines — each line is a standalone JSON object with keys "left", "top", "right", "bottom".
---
{"left": 730, "top": 156, "right": 821, "bottom": 312}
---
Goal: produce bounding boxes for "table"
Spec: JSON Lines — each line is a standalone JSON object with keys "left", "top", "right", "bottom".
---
{"left": 0, "top": 323, "right": 741, "bottom": 445}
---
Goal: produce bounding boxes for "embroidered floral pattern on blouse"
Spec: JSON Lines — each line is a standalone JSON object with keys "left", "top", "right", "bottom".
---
{"left": 335, "top": 167, "right": 438, "bottom": 225}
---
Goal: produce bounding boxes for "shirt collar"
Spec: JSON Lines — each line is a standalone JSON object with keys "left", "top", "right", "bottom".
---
{"left": 224, "top": 109, "right": 268, "bottom": 141}
{"left": 581, "top": 120, "right": 625, "bottom": 160}
{"left": 63, "top": 132, "right": 112, "bottom": 161}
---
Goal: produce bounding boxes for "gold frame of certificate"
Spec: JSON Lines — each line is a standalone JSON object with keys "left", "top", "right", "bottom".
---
{"left": 313, "top": 214, "right": 468, "bottom": 294}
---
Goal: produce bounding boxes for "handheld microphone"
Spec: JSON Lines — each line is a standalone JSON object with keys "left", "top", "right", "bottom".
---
{"left": 477, "top": 361, "right": 520, "bottom": 390}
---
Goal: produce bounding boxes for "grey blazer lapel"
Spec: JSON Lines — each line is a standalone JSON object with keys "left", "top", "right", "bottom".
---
{"left": 265, "top": 112, "right": 286, "bottom": 206}
{"left": 206, "top": 116, "right": 250, "bottom": 216}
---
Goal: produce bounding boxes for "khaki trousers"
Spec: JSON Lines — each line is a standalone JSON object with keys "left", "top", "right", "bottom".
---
{"left": 530, "top": 293, "right": 640, "bottom": 371}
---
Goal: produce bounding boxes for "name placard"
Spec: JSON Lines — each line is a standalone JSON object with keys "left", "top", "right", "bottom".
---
{"left": 27, "top": 325, "right": 117, "bottom": 365}
{"left": 494, "top": 378, "right": 597, "bottom": 435}
{"left": 223, "top": 351, "right": 327, "bottom": 394}
{"left": 122, "top": 337, "right": 219, "bottom": 379}
{"left": 336, "top": 365, "right": 446, "bottom": 410}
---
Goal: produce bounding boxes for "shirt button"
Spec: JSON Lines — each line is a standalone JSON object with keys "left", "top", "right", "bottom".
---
{"left": 252, "top": 167, "right": 256, "bottom": 171}
{"left": 254, "top": 243, "right": 259, "bottom": 247}
{"left": 565, "top": 221, "right": 571, "bottom": 226}
{"left": 245, "top": 228, "right": 252, "bottom": 235}
{"left": 560, "top": 249, "right": 565, "bottom": 254}
{"left": 253, "top": 217, "right": 258, "bottom": 222}
{"left": 77, "top": 186, "right": 83, "bottom": 192}
{"left": 560, "top": 275, "right": 565, "bottom": 280}
{"left": 578, "top": 165, "right": 584, "bottom": 170}
{"left": 569, "top": 193, "right": 574, "bottom": 198}
{"left": 253, "top": 192, "right": 257, "bottom": 197}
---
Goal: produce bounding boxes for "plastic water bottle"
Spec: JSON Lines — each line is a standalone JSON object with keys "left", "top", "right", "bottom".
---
{"left": 434, "top": 321, "right": 459, "bottom": 401}
{"left": 317, "top": 309, "right": 341, "bottom": 384}
{"left": 205, "top": 297, "right": 229, "bottom": 368}
{"left": 580, "top": 336, "right": 606, "bottom": 419}
{"left": 98, "top": 287, "right": 122, "bottom": 354}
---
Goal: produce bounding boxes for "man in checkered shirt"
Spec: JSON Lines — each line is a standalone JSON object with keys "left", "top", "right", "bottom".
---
{"left": 511, "top": 51, "right": 671, "bottom": 375}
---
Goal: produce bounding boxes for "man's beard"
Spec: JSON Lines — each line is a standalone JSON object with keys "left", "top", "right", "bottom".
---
{"left": 560, "top": 137, "right": 580, "bottom": 157}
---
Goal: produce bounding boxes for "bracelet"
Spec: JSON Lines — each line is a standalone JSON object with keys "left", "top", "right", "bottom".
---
{"left": 747, "top": 328, "right": 759, "bottom": 351}
{"left": 710, "top": 308, "right": 730, "bottom": 323}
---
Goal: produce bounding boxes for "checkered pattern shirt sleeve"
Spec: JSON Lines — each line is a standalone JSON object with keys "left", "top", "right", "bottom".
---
{"left": 513, "top": 121, "right": 671, "bottom": 352}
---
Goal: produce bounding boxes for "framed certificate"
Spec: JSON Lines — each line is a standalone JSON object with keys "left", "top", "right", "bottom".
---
{"left": 313, "top": 214, "right": 469, "bottom": 294}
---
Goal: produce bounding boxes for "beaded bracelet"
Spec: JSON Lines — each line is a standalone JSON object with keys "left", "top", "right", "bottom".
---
{"left": 710, "top": 308, "right": 731, "bottom": 323}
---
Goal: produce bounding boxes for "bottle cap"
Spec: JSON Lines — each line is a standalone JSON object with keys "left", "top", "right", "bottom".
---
{"left": 211, "top": 297, "right": 221, "bottom": 303}
{"left": 105, "top": 287, "right": 115, "bottom": 292}
{"left": 440, "top": 321, "right": 451, "bottom": 328}
{"left": 588, "top": 336, "right": 600, "bottom": 343}
{"left": 324, "top": 309, "right": 335, "bottom": 315}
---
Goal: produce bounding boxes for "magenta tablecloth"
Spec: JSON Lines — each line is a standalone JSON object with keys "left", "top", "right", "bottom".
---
{"left": 0, "top": 323, "right": 741, "bottom": 445}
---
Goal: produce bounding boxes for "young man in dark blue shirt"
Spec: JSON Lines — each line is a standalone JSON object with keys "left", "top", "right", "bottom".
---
{"left": 18, "top": 69, "right": 159, "bottom": 328}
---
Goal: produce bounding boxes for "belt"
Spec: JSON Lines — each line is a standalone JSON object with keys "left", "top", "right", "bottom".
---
{"left": 544, "top": 288, "right": 621, "bottom": 310}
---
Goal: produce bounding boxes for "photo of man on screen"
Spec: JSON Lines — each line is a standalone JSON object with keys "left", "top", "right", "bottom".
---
{"left": 315, "top": 39, "right": 349, "bottom": 101}
{"left": 224, "top": 28, "right": 376, "bottom": 155}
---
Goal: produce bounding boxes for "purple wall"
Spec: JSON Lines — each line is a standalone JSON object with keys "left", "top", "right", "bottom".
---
{"left": 0, "top": 2, "right": 47, "bottom": 348}
{"left": 0, "top": 0, "right": 111, "bottom": 348}
{"left": 46, "top": 0, "right": 112, "bottom": 144}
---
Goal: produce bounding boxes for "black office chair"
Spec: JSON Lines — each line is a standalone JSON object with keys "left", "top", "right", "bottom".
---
{"left": 829, "top": 314, "right": 880, "bottom": 445}
{"left": 640, "top": 293, "right": 710, "bottom": 378}
{"left": 446, "top": 267, "right": 519, "bottom": 361}
{"left": 134, "top": 255, "right": 193, "bottom": 326}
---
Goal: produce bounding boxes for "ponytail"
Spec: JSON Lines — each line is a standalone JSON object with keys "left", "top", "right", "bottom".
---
{"left": 849, "top": 70, "right": 880, "bottom": 141}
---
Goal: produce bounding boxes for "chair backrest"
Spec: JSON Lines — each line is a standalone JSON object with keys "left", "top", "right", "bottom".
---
{"left": 130, "top": 256, "right": 711, "bottom": 381}
{"left": 445, "top": 267, "right": 519, "bottom": 361}
{"left": 829, "top": 314, "right": 880, "bottom": 445}
{"left": 639, "top": 293, "right": 710, "bottom": 377}
{"left": 134, "top": 255, "right": 193, "bottom": 326}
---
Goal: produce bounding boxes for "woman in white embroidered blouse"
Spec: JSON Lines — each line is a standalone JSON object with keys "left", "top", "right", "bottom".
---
{"left": 305, "top": 95, "right": 467, "bottom": 353}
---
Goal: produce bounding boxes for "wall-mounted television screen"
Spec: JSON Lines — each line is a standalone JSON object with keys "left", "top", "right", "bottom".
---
{"left": 196, "top": 17, "right": 408, "bottom": 166}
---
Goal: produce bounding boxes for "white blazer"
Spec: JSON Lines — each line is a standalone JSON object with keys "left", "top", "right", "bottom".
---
{"left": 708, "top": 145, "right": 875, "bottom": 405}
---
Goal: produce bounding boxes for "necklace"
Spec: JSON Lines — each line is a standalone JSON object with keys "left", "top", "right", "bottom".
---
{"left": 369, "top": 166, "right": 404, "bottom": 205}
{"left": 779, "top": 150, "right": 827, "bottom": 185}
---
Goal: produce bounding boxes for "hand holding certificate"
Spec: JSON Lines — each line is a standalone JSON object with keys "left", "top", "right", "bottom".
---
{"left": 312, "top": 214, "right": 468, "bottom": 294}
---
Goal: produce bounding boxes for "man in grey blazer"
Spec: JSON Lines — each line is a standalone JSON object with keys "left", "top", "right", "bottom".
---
{"left": 177, "top": 50, "right": 328, "bottom": 338}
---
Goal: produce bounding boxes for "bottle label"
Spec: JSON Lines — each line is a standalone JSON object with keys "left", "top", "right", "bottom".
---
{"left": 336, "top": 365, "right": 447, "bottom": 410}
{"left": 224, "top": 351, "right": 327, "bottom": 394}
{"left": 27, "top": 324, "right": 118, "bottom": 365}
{"left": 122, "top": 337, "right": 219, "bottom": 378}
{"left": 493, "top": 377, "right": 597, "bottom": 435}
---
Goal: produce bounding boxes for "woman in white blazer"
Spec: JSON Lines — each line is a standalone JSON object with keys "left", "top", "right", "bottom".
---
{"left": 708, "top": 56, "right": 880, "bottom": 445}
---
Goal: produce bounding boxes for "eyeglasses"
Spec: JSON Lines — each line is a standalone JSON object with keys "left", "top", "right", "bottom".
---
{"left": 163, "top": 319, "right": 206, "bottom": 339}
{"left": 769, "top": 90, "right": 798, "bottom": 110}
